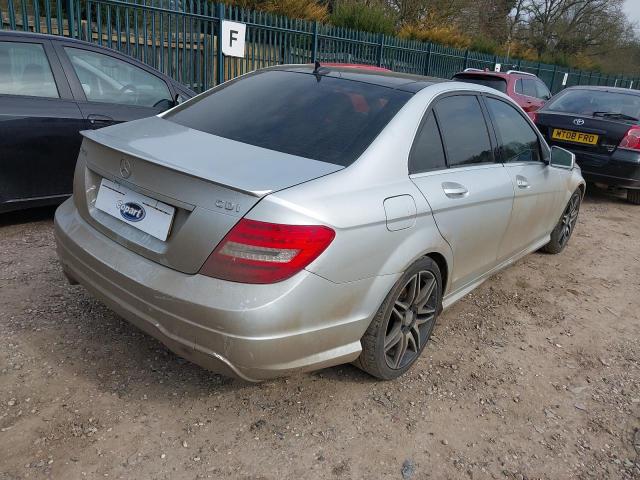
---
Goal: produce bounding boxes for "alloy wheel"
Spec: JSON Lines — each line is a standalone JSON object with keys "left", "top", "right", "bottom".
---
{"left": 384, "top": 270, "right": 438, "bottom": 370}
{"left": 559, "top": 193, "right": 580, "bottom": 247}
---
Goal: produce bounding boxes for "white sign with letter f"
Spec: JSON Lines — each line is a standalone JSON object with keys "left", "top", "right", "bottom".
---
{"left": 221, "top": 21, "right": 246, "bottom": 58}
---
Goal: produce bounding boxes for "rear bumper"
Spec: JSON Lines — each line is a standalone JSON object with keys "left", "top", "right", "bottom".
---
{"left": 574, "top": 149, "right": 640, "bottom": 189}
{"left": 54, "top": 198, "right": 397, "bottom": 381}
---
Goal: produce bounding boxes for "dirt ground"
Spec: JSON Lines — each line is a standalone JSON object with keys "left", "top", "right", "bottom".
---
{"left": 0, "top": 187, "right": 639, "bottom": 480}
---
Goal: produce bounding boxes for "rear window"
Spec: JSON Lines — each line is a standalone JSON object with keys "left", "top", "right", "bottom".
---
{"left": 545, "top": 89, "right": 640, "bottom": 118}
{"left": 453, "top": 75, "right": 507, "bottom": 94}
{"left": 164, "top": 70, "right": 412, "bottom": 166}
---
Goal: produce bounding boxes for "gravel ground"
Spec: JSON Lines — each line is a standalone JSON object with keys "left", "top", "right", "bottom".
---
{"left": 0, "top": 187, "right": 639, "bottom": 480}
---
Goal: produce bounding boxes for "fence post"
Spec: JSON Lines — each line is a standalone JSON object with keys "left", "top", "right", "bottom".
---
{"left": 377, "top": 33, "right": 384, "bottom": 67}
{"left": 463, "top": 49, "right": 469, "bottom": 70}
{"left": 312, "top": 21, "right": 318, "bottom": 63}
{"left": 216, "top": 3, "right": 224, "bottom": 85}
{"left": 550, "top": 65, "right": 558, "bottom": 93}
{"left": 424, "top": 42, "right": 433, "bottom": 76}
{"left": 66, "top": 0, "right": 75, "bottom": 37}
{"left": 7, "top": 0, "right": 16, "bottom": 30}
{"left": 536, "top": 62, "right": 541, "bottom": 76}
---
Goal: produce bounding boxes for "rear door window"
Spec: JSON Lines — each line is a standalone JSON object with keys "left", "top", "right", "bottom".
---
{"left": 0, "top": 41, "right": 59, "bottom": 98}
{"left": 165, "top": 70, "right": 412, "bottom": 166}
{"left": 433, "top": 95, "right": 494, "bottom": 167}
{"left": 409, "top": 112, "right": 446, "bottom": 174}
{"left": 486, "top": 97, "right": 541, "bottom": 163}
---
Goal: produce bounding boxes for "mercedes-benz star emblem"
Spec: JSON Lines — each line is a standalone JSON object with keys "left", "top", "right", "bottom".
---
{"left": 119, "top": 158, "right": 132, "bottom": 179}
{"left": 573, "top": 118, "right": 585, "bottom": 126}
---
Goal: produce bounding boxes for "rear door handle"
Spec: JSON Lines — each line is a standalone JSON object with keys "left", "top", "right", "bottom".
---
{"left": 442, "top": 182, "right": 469, "bottom": 198}
{"left": 516, "top": 175, "right": 530, "bottom": 189}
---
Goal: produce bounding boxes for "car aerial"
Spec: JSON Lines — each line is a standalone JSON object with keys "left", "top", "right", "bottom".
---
{"left": 0, "top": 31, "right": 195, "bottom": 213}
{"left": 54, "top": 64, "right": 585, "bottom": 381}
{"left": 534, "top": 85, "right": 640, "bottom": 204}
{"left": 453, "top": 68, "right": 552, "bottom": 119}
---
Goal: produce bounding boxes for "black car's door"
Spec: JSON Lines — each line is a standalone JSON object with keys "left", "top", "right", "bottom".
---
{"left": 0, "top": 36, "right": 85, "bottom": 210}
{"left": 53, "top": 41, "right": 176, "bottom": 129}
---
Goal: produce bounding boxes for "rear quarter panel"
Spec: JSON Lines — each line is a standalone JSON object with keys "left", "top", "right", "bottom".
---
{"left": 245, "top": 84, "right": 467, "bottom": 290}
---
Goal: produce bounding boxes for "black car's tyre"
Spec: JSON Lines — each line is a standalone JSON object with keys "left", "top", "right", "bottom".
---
{"left": 355, "top": 257, "right": 441, "bottom": 380}
{"left": 627, "top": 189, "right": 640, "bottom": 205}
{"left": 541, "top": 189, "right": 582, "bottom": 254}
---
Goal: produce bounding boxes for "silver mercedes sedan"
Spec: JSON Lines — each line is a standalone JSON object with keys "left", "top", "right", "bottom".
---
{"left": 55, "top": 64, "right": 585, "bottom": 381}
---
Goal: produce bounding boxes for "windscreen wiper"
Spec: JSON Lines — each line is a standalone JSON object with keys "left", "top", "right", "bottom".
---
{"left": 592, "top": 111, "right": 639, "bottom": 121}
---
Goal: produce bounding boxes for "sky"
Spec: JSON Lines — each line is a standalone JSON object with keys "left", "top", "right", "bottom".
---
{"left": 623, "top": 0, "right": 640, "bottom": 29}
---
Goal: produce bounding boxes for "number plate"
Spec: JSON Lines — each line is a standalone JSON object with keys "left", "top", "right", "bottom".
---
{"left": 95, "top": 179, "right": 175, "bottom": 241}
{"left": 552, "top": 128, "right": 599, "bottom": 145}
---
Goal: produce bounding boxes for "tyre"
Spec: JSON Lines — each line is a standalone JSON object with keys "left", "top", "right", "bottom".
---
{"left": 627, "top": 189, "right": 640, "bottom": 205}
{"left": 355, "top": 257, "right": 442, "bottom": 380}
{"left": 541, "top": 189, "right": 582, "bottom": 254}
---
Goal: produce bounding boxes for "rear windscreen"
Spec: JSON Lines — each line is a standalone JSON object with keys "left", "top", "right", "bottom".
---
{"left": 545, "top": 89, "right": 640, "bottom": 118}
{"left": 164, "top": 70, "right": 412, "bottom": 166}
{"left": 453, "top": 75, "right": 507, "bottom": 94}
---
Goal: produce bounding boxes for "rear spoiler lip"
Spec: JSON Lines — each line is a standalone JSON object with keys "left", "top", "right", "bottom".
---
{"left": 81, "top": 129, "right": 272, "bottom": 197}
{"left": 80, "top": 128, "right": 337, "bottom": 198}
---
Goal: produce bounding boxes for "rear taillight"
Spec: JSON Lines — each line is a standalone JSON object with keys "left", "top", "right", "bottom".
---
{"left": 199, "top": 219, "right": 335, "bottom": 284}
{"left": 619, "top": 126, "right": 640, "bottom": 151}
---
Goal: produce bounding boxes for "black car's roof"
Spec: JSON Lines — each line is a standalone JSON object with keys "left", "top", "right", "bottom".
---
{"left": 272, "top": 64, "right": 449, "bottom": 93}
{"left": 563, "top": 85, "right": 640, "bottom": 95}
{"left": 0, "top": 30, "right": 106, "bottom": 47}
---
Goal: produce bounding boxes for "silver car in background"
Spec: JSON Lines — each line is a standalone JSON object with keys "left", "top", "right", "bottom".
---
{"left": 55, "top": 65, "right": 585, "bottom": 381}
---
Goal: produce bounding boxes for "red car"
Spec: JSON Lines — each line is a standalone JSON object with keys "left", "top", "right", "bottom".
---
{"left": 453, "top": 69, "right": 552, "bottom": 119}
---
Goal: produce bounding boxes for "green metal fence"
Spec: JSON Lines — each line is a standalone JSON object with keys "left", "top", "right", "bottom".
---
{"left": 2, "top": 0, "right": 639, "bottom": 93}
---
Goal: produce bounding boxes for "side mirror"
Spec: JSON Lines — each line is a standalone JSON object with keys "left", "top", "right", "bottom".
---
{"left": 175, "top": 94, "right": 185, "bottom": 105}
{"left": 550, "top": 145, "right": 575, "bottom": 169}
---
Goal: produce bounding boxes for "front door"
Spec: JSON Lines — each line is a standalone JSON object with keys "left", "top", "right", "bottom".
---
{"left": 483, "top": 95, "right": 564, "bottom": 260}
{"left": 409, "top": 94, "right": 514, "bottom": 293}
{"left": 54, "top": 43, "right": 175, "bottom": 129}
{"left": 0, "top": 38, "right": 85, "bottom": 209}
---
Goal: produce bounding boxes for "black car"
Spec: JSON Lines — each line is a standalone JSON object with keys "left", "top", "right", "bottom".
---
{"left": 0, "top": 31, "right": 195, "bottom": 213}
{"left": 534, "top": 86, "right": 640, "bottom": 204}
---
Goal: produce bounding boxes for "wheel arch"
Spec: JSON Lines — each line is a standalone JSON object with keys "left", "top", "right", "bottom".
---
{"left": 424, "top": 251, "right": 448, "bottom": 298}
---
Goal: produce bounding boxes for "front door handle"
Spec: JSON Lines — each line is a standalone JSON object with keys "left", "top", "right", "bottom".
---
{"left": 442, "top": 182, "right": 469, "bottom": 198}
{"left": 516, "top": 175, "right": 530, "bottom": 189}
{"left": 87, "top": 114, "right": 114, "bottom": 128}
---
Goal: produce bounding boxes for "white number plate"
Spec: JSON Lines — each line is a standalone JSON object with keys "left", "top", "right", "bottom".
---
{"left": 95, "top": 179, "right": 175, "bottom": 241}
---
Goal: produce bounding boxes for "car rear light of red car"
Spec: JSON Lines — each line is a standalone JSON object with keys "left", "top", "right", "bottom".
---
{"left": 199, "top": 219, "right": 335, "bottom": 284}
{"left": 619, "top": 126, "right": 640, "bottom": 151}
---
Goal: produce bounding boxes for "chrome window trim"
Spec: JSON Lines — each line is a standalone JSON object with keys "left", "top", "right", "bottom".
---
{"left": 409, "top": 162, "right": 505, "bottom": 179}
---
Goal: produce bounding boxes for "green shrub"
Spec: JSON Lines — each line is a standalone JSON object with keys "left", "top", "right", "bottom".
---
{"left": 330, "top": 2, "right": 396, "bottom": 35}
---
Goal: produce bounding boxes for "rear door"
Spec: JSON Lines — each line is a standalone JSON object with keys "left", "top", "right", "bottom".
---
{"left": 410, "top": 93, "right": 514, "bottom": 293}
{"left": 53, "top": 41, "right": 175, "bottom": 129}
{"left": 483, "top": 95, "right": 563, "bottom": 259}
{"left": 0, "top": 36, "right": 84, "bottom": 208}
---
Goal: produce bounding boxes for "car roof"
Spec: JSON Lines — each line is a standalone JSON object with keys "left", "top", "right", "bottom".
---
{"left": 321, "top": 63, "right": 390, "bottom": 72}
{"left": 267, "top": 64, "right": 449, "bottom": 93}
{"left": 453, "top": 70, "right": 539, "bottom": 80}
{"left": 0, "top": 30, "right": 103, "bottom": 47}
{"left": 562, "top": 85, "right": 640, "bottom": 95}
